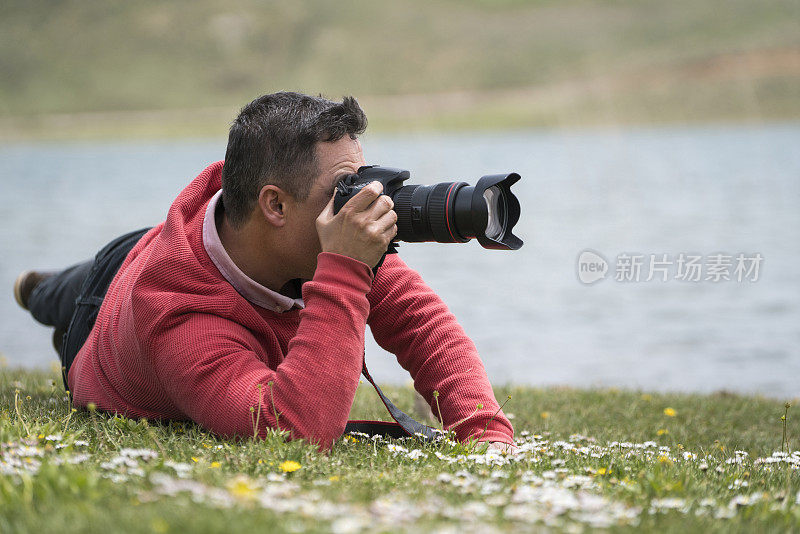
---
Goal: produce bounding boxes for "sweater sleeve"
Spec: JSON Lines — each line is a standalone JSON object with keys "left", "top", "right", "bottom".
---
{"left": 145, "top": 252, "right": 373, "bottom": 451}
{"left": 366, "top": 255, "right": 514, "bottom": 445}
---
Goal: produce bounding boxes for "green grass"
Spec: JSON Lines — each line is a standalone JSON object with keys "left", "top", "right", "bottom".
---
{"left": 1, "top": 366, "right": 799, "bottom": 533}
{"left": 1, "top": 0, "right": 798, "bottom": 140}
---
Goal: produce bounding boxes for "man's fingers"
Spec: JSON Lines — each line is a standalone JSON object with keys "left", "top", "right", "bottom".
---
{"left": 340, "top": 181, "right": 383, "bottom": 213}
{"left": 383, "top": 224, "right": 398, "bottom": 242}
{"left": 370, "top": 193, "right": 394, "bottom": 216}
{"left": 486, "top": 442, "right": 520, "bottom": 455}
{"left": 375, "top": 209, "right": 398, "bottom": 233}
{"left": 361, "top": 192, "right": 394, "bottom": 228}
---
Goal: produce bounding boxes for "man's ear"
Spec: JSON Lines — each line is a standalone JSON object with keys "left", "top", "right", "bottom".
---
{"left": 257, "top": 185, "right": 288, "bottom": 227}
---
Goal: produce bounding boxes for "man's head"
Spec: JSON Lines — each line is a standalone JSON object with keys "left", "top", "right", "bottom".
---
{"left": 221, "top": 92, "right": 368, "bottom": 229}
{"left": 218, "top": 92, "right": 371, "bottom": 285}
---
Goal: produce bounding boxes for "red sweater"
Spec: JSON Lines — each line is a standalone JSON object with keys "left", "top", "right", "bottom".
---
{"left": 68, "top": 161, "right": 514, "bottom": 451}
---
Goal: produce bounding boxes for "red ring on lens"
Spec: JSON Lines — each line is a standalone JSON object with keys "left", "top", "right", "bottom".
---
{"left": 444, "top": 182, "right": 459, "bottom": 242}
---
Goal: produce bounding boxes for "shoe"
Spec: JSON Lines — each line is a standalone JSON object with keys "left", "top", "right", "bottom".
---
{"left": 13, "top": 270, "right": 54, "bottom": 311}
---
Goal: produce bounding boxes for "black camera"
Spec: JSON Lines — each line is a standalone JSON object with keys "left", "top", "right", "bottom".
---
{"left": 333, "top": 166, "right": 522, "bottom": 253}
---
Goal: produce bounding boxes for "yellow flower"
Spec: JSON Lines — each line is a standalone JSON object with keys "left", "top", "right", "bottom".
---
{"left": 328, "top": 475, "right": 340, "bottom": 482}
{"left": 597, "top": 467, "right": 607, "bottom": 475}
{"left": 210, "top": 461, "right": 221, "bottom": 468}
{"left": 279, "top": 460, "right": 301, "bottom": 473}
{"left": 540, "top": 412, "right": 550, "bottom": 419}
{"left": 191, "top": 457, "right": 199, "bottom": 463}
{"left": 227, "top": 475, "right": 258, "bottom": 501}
{"left": 663, "top": 407, "right": 677, "bottom": 417}
{"left": 151, "top": 518, "right": 169, "bottom": 534}
{"left": 658, "top": 455, "right": 672, "bottom": 464}
{"left": 657, "top": 428, "right": 669, "bottom": 436}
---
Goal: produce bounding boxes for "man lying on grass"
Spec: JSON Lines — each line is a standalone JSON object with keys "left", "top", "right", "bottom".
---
{"left": 13, "top": 91, "right": 515, "bottom": 453}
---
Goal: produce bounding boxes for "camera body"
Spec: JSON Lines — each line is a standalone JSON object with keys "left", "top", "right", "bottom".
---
{"left": 333, "top": 166, "right": 409, "bottom": 213}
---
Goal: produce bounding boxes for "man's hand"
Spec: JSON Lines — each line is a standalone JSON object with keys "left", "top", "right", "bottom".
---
{"left": 316, "top": 181, "right": 398, "bottom": 269}
{"left": 485, "top": 441, "right": 520, "bottom": 455}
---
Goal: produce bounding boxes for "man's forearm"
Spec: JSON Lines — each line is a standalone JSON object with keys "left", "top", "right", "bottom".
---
{"left": 367, "top": 255, "right": 515, "bottom": 444}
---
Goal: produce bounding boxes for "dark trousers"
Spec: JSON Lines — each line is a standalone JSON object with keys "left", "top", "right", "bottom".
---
{"left": 28, "top": 228, "right": 152, "bottom": 386}
{"left": 29, "top": 261, "right": 93, "bottom": 331}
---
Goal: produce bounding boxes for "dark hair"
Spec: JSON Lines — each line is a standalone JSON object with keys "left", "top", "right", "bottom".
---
{"left": 221, "top": 92, "right": 368, "bottom": 228}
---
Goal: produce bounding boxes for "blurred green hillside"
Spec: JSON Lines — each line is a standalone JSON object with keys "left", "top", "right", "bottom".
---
{"left": 1, "top": 0, "right": 798, "bottom": 139}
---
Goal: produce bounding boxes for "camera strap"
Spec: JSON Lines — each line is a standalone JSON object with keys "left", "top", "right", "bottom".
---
{"left": 343, "top": 351, "right": 441, "bottom": 443}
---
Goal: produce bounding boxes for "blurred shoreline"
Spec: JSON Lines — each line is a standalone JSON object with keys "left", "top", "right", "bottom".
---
{"left": 4, "top": 0, "right": 798, "bottom": 141}
{"left": 2, "top": 46, "right": 797, "bottom": 142}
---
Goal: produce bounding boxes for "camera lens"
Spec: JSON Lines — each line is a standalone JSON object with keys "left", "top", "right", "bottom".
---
{"left": 392, "top": 177, "right": 519, "bottom": 247}
{"left": 483, "top": 186, "right": 506, "bottom": 240}
{"left": 393, "top": 183, "right": 469, "bottom": 244}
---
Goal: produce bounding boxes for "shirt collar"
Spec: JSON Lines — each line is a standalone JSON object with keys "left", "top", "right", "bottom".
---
{"left": 202, "top": 190, "right": 305, "bottom": 313}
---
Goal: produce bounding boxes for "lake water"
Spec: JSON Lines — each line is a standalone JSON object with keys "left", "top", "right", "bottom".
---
{"left": 1, "top": 124, "right": 798, "bottom": 398}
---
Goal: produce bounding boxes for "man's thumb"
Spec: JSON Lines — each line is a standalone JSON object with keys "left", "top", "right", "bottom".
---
{"left": 317, "top": 194, "right": 336, "bottom": 224}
